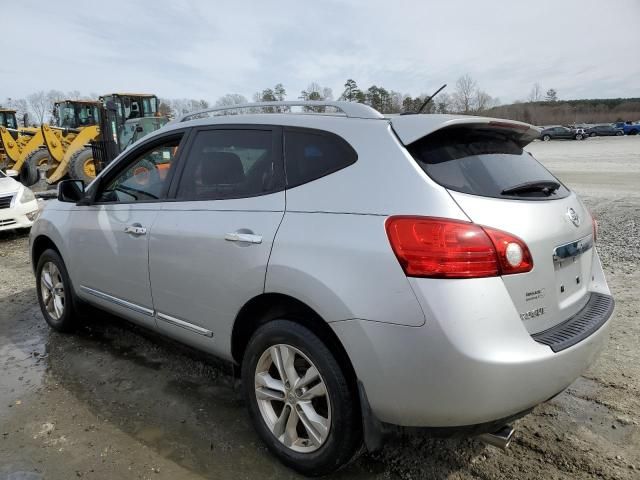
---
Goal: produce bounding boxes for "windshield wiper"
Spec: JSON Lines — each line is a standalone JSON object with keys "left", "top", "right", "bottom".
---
{"left": 501, "top": 180, "right": 561, "bottom": 196}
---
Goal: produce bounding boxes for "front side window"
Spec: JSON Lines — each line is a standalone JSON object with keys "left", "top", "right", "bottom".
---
{"left": 96, "top": 136, "right": 181, "bottom": 203}
{"left": 283, "top": 128, "right": 357, "bottom": 188}
{"left": 176, "top": 129, "right": 280, "bottom": 200}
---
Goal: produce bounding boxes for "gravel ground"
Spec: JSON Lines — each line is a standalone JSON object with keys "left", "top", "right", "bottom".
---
{"left": 0, "top": 135, "right": 639, "bottom": 479}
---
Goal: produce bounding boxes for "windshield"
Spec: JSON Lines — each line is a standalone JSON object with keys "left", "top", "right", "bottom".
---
{"left": 407, "top": 126, "right": 570, "bottom": 200}
{"left": 55, "top": 102, "right": 100, "bottom": 128}
{"left": 0, "top": 112, "right": 17, "bottom": 129}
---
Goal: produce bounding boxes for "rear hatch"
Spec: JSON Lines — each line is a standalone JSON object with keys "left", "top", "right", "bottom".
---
{"left": 391, "top": 115, "right": 595, "bottom": 334}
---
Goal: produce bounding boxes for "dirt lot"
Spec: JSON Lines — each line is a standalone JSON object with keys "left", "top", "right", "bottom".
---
{"left": 1, "top": 136, "right": 639, "bottom": 479}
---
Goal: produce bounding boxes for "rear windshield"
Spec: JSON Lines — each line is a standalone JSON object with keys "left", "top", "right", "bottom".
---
{"left": 407, "top": 126, "right": 570, "bottom": 200}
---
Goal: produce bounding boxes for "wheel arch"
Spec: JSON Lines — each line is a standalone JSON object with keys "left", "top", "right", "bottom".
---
{"left": 231, "top": 292, "right": 358, "bottom": 390}
{"left": 31, "top": 234, "right": 62, "bottom": 272}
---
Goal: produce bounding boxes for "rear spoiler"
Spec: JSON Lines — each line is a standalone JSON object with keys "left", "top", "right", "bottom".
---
{"left": 389, "top": 114, "right": 542, "bottom": 147}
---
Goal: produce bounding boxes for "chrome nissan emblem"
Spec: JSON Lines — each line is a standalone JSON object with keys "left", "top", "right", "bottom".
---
{"left": 567, "top": 207, "right": 580, "bottom": 227}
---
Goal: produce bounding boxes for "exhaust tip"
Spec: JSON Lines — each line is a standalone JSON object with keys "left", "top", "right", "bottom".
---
{"left": 477, "top": 425, "right": 514, "bottom": 450}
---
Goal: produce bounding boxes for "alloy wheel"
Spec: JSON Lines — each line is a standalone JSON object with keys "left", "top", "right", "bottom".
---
{"left": 254, "top": 344, "right": 331, "bottom": 453}
{"left": 40, "top": 261, "right": 65, "bottom": 320}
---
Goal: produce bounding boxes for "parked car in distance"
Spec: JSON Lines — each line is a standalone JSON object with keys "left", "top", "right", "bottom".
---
{"left": 29, "top": 101, "right": 615, "bottom": 475}
{"left": 0, "top": 168, "right": 40, "bottom": 231}
{"left": 540, "top": 125, "right": 586, "bottom": 141}
{"left": 614, "top": 122, "right": 640, "bottom": 135}
{"left": 586, "top": 125, "right": 624, "bottom": 137}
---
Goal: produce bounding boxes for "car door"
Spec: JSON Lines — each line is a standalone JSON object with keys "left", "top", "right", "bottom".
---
{"left": 148, "top": 126, "right": 285, "bottom": 359}
{"left": 68, "top": 131, "right": 186, "bottom": 329}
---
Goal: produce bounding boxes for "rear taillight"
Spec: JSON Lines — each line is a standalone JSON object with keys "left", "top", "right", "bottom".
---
{"left": 592, "top": 216, "right": 598, "bottom": 243}
{"left": 385, "top": 216, "right": 533, "bottom": 279}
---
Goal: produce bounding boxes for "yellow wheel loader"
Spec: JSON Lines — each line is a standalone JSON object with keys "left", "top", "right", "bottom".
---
{"left": 20, "top": 100, "right": 102, "bottom": 186}
{"left": 0, "top": 109, "right": 45, "bottom": 173}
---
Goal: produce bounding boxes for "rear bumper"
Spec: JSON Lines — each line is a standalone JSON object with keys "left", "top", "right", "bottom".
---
{"left": 331, "top": 276, "right": 613, "bottom": 427}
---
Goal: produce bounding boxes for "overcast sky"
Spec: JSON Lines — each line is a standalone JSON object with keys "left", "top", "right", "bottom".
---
{"left": 2, "top": 0, "right": 639, "bottom": 104}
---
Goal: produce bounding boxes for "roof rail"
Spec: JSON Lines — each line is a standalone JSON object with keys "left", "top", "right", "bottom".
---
{"left": 178, "top": 101, "right": 384, "bottom": 122}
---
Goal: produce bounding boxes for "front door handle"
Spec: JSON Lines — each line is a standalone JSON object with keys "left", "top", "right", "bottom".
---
{"left": 224, "top": 232, "right": 262, "bottom": 244}
{"left": 124, "top": 223, "right": 147, "bottom": 236}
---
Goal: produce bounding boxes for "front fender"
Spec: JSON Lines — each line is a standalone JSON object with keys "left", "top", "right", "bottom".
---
{"left": 29, "top": 203, "right": 73, "bottom": 276}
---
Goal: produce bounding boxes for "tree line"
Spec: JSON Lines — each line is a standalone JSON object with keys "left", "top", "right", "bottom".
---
{"left": 3, "top": 76, "right": 639, "bottom": 127}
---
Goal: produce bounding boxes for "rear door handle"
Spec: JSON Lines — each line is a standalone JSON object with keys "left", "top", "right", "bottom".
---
{"left": 124, "top": 223, "right": 147, "bottom": 236}
{"left": 224, "top": 232, "right": 262, "bottom": 244}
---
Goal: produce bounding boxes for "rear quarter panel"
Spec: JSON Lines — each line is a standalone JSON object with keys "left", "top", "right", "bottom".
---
{"left": 265, "top": 212, "right": 426, "bottom": 326}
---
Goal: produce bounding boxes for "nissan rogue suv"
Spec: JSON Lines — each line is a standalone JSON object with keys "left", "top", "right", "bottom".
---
{"left": 29, "top": 101, "right": 614, "bottom": 476}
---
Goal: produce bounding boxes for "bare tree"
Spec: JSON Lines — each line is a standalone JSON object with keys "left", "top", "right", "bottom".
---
{"left": 528, "top": 83, "right": 543, "bottom": 102}
{"left": 215, "top": 93, "right": 248, "bottom": 107}
{"left": 474, "top": 90, "right": 494, "bottom": 113}
{"left": 545, "top": 88, "right": 558, "bottom": 102}
{"left": 452, "top": 74, "right": 477, "bottom": 113}
{"left": 27, "top": 91, "right": 48, "bottom": 124}
{"left": 436, "top": 92, "right": 452, "bottom": 114}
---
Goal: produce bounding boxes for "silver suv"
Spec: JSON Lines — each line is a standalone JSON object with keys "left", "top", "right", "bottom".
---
{"left": 30, "top": 101, "right": 614, "bottom": 475}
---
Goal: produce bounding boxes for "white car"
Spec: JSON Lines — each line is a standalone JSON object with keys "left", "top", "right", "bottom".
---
{"left": 0, "top": 169, "right": 40, "bottom": 230}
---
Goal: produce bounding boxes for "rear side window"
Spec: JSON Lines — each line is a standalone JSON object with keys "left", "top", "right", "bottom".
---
{"left": 407, "top": 126, "right": 570, "bottom": 200}
{"left": 176, "top": 129, "right": 283, "bottom": 200}
{"left": 284, "top": 128, "right": 357, "bottom": 188}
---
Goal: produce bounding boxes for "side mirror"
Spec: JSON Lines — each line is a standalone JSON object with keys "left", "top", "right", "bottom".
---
{"left": 22, "top": 113, "right": 30, "bottom": 127}
{"left": 6, "top": 169, "right": 19, "bottom": 178}
{"left": 135, "top": 125, "right": 144, "bottom": 132}
{"left": 58, "top": 179, "right": 86, "bottom": 203}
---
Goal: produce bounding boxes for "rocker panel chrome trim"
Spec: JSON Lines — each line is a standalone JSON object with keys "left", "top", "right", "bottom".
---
{"left": 79, "top": 285, "right": 154, "bottom": 316}
{"left": 156, "top": 311, "right": 214, "bottom": 337}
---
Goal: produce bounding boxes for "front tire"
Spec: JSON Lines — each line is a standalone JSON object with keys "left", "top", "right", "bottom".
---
{"left": 69, "top": 148, "right": 97, "bottom": 183}
{"left": 575, "top": 134, "right": 583, "bottom": 140}
{"left": 589, "top": 132, "right": 597, "bottom": 137}
{"left": 542, "top": 135, "right": 551, "bottom": 141}
{"left": 616, "top": 131, "right": 623, "bottom": 136}
{"left": 20, "top": 149, "right": 59, "bottom": 186}
{"left": 36, "top": 249, "right": 79, "bottom": 332}
{"left": 242, "top": 320, "right": 361, "bottom": 476}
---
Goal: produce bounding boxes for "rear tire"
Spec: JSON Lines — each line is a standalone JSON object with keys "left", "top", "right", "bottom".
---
{"left": 69, "top": 148, "right": 97, "bottom": 183}
{"left": 35, "top": 249, "right": 80, "bottom": 332}
{"left": 589, "top": 132, "right": 596, "bottom": 137}
{"left": 241, "top": 320, "right": 362, "bottom": 476}
{"left": 630, "top": 129, "right": 639, "bottom": 135}
{"left": 616, "top": 131, "right": 623, "bottom": 136}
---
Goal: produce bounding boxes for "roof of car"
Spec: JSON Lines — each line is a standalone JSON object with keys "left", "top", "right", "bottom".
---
{"left": 141, "top": 101, "right": 539, "bottom": 147}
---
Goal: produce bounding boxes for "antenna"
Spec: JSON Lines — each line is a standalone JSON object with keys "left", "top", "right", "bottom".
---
{"left": 415, "top": 84, "right": 447, "bottom": 114}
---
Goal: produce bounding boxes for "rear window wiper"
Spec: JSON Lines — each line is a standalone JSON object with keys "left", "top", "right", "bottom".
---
{"left": 501, "top": 180, "right": 561, "bottom": 196}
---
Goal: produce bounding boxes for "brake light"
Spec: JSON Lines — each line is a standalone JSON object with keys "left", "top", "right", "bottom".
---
{"left": 385, "top": 216, "right": 533, "bottom": 278}
{"left": 592, "top": 216, "right": 598, "bottom": 243}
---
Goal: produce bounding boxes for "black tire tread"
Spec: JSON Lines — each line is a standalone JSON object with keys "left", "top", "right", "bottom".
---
{"left": 241, "top": 320, "right": 362, "bottom": 476}
{"left": 68, "top": 148, "right": 95, "bottom": 183}
{"left": 20, "top": 149, "right": 50, "bottom": 186}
